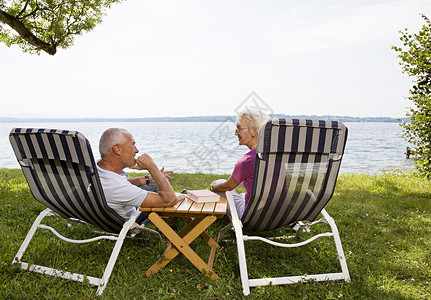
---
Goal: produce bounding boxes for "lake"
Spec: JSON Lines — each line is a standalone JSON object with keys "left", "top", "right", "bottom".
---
{"left": 0, "top": 121, "right": 413, "bottom": 174}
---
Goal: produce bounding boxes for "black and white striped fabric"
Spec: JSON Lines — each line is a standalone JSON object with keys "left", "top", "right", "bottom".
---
{"left": 242, "top": 119, "right": 348, "bottom": 231}
{"left": 9, "top": 128, "right": 126, "bottom": 233}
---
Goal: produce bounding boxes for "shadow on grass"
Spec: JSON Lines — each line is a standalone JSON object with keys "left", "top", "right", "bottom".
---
{"left": 325, "top": 173, "right": 431, "bottom": 299}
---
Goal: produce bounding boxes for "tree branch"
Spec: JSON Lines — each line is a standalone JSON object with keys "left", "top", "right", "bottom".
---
{"left": 17, "top": 1, "right": 30, "bottom": 18}
{"left": 0, "top": 9, "right": 56, "bottom": 55}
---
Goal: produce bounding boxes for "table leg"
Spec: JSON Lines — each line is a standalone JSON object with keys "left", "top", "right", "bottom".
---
{"left": 180, "top": 217, "right": 220, "bottom": 268}
{"left": 146, "top": 212, "right": 219, "bottom": 280}
{"left": 158, "top": 216, "right": 204, "bottom": 257}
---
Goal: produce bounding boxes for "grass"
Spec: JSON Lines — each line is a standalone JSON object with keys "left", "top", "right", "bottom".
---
{"left": 0, "top": 168, "right": 430, "bottom": 299}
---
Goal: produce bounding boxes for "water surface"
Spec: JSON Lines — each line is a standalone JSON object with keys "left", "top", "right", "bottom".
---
{"left": 0, "top": 121, "right": 413, "bottom": 174}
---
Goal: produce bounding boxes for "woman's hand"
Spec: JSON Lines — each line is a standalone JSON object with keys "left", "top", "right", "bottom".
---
{"left": 210, "top": 180, "right": 217, "bottom": 192}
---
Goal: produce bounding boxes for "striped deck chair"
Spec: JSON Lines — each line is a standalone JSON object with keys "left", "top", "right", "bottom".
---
{"left": 9, "top": 128, "right": 161, "bottom": 295}
{"left": 219, "top": 118, "right": 350, "bottom": 295}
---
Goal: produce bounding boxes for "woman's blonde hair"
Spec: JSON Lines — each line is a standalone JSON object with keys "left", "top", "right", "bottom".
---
{"left": 237, "top": 109, "right": 270, "bottom": 135}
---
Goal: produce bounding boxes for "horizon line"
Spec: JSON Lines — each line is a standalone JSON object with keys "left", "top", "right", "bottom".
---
{"left": 0, "top": 114, "right": 405, "bottom": 119}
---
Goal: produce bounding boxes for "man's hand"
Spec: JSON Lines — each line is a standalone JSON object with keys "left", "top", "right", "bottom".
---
{"left": 134, "top": 154, "right": 157, "bottom": 171}
{"left": 134, "top": 154, "right": 177, "bottom": 208}
{"left": 131, "top": 155, "right": 173, "bottom": 181}
{"left": 160, "top": 167, "right": 173, "bottom": 180}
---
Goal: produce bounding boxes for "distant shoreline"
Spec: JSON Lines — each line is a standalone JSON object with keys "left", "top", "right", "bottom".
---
{"left": 0, "top": 115, "right": 407, "bottom": 123}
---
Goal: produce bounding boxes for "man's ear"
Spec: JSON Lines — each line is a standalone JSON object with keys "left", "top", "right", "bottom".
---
{"left": 112, "top": 144, "right": 121, "bottom": 156}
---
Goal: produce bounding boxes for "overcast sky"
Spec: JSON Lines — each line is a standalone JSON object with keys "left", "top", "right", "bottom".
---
{"left": 1, "top": 0, "right": 430, "bottom": 119}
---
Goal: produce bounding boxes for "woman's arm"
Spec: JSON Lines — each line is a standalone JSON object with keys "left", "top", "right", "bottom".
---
{"left": 210, "top": 175, "right": 240, "bottom": 193}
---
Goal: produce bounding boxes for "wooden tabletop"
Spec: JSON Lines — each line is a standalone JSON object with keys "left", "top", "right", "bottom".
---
{"left": 140, "top": 195, "right": 227, "bottom": 218}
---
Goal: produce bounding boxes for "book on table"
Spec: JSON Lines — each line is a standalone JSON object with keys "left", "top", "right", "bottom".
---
{"left": 186, "top": 190, "right": 220, "bottom": 203}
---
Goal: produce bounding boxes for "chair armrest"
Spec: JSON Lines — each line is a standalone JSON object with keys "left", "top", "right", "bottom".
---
{"left": 226, "top": 191, "right": 243, "bottom": 229}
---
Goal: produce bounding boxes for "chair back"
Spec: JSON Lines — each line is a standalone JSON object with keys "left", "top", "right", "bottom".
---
{"left": 9, "top": 128, "right": 126, "bottom": 232}
{"left": 242, "top": 119, "right": 348, "bottom": 231}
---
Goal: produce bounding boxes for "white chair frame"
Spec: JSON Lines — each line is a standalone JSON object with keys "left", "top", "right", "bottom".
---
{"left": 12, "top": 208, "right": 161, "bottom": 296}
{"left": 223, "top": 191, "right": 351, "bottom": 295}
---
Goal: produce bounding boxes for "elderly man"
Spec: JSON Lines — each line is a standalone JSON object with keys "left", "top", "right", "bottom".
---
{"left": 97, "top": 128, "right": 178, "bottom": 219}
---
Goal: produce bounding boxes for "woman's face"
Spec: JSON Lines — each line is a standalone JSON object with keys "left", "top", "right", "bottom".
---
{"left": 235, "top": 118, "right": 256, "bottom": 148}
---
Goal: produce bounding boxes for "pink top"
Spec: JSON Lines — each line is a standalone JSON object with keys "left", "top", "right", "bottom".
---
{"left": 232, "top": 148, "right": 256, "bottom": 207}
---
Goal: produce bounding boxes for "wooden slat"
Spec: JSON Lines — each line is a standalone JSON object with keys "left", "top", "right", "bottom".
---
{"left": 214, "top": 197, "right": 227, "bottom": 216}
{"left": 201, "top": 202, "right": 216, "bottom": 214}
{"left": 175, "top": 197, "right": 194, "bottom": 213}
{"left": 140, "top": 199, "right": 186, "bottom": 214}
{"left": 163, "top": 199, "right": 184, "bottom": 214}
{"left": 189, "top": 202, "right": 204, "bottom": 214}
{"left": 139, "top": 207, "right": 151, "bottom": 213}
{"left": 140, "top": 194, "right": 227, "bottom": 217}
{"left": 150, "top": 207, "right": 166, "bottom": 213}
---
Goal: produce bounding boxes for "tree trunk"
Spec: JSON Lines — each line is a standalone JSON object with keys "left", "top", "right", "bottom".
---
{"left": 0, "top": 9, "right": 56, "bottom": 55}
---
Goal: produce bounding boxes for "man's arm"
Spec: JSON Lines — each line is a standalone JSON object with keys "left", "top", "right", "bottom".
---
{"left": 127, "top": 168, "right": 173, "bottom": 186}
{"left": 135, "top": 154, "right": 178, "bottom": 207}
{"left": 127, "top": 176, "right": 147, "bottom": 186}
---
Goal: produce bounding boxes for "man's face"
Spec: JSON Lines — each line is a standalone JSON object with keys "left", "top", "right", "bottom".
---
{"left": 117, "top": 133, "right": 139, "bottom": 168}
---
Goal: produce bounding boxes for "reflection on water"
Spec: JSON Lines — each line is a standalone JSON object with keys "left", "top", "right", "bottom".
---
{"left": 1, "top": 121, "right": 413, "bottom": 174}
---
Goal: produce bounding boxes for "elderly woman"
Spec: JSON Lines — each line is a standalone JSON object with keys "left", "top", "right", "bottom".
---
{"left": 210, "top": 109, "right": 270, "bottom": 218}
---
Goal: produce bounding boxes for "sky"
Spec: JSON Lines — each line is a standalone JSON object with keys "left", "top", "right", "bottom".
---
{"left": 1, "top": 0, "right": 431, "bottom": 119}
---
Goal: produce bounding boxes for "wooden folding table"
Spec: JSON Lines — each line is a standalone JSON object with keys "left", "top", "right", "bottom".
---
{"left": 140, "top": 196, "right": 227, "bottom": 280}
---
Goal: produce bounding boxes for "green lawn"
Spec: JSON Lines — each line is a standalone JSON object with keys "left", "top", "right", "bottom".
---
{"left": 0, "top": 169, "right": 430, "bottom": 299}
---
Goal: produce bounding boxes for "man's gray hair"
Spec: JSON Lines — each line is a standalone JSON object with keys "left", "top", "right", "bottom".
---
{"left": 99, "top": 128, "right": 130, "bottom": 158}
{"left": 237, "top": 108, "right": 270, "bottom": 135}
